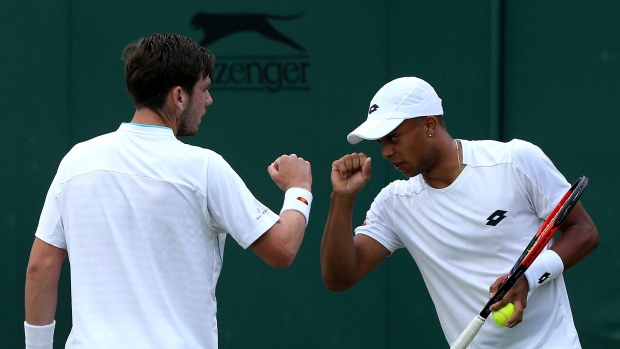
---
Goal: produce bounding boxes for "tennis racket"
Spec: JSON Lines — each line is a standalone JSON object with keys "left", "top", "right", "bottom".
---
{"left": 450, "top": 176, "right": 589, "bottom": 349}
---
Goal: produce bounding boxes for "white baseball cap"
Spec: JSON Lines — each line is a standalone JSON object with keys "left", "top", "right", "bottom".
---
{"left": 347, "top": 77, "right": 443, "bottom": 144}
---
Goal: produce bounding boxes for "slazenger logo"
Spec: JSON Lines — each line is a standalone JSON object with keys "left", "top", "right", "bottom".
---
{"left": 191, "top": 11, "right": 310, "bottom": 92}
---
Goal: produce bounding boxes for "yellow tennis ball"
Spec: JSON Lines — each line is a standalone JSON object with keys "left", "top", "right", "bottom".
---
{"left": 492, "top": 302, "right": 515, "bottom": 327}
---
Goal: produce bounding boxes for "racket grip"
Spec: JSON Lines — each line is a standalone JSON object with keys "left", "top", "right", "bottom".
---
{"left": 450, "top": 315, "right": 485, "bottom": 349}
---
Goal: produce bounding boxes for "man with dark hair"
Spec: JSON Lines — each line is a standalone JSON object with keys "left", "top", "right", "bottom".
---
{"left": 25, "top": 33, "right": 313, "bottom": 348}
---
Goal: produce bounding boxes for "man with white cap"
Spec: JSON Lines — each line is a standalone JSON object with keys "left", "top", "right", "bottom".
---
{"left": 320, "top": 77, "right": 598, "bottom": 348}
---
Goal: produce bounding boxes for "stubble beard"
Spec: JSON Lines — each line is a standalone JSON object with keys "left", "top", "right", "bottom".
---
{"left": 177, "top": 101, "right": 200, "bottom": 137}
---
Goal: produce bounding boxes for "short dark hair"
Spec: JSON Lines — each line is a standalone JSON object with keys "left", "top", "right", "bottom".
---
{"left": 122, "top": 33, "right": 215, "bottom": 111}
{"left": 435, "top": 115, "right": 445, "bottom": 127}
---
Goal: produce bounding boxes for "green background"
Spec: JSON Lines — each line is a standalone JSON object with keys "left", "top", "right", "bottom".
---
{"left": 2, "top": 1, "right": 618, "bottom": 348}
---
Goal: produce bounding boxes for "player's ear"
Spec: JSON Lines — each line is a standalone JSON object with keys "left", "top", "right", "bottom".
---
{"left": 423, "top": 115, "right": 438, "bottom": 135}
{"left": 168, "top": 86, "right": 187, "bottom": 110}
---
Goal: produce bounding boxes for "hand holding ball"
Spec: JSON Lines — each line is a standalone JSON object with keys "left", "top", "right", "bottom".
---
{"left": 492, "top": 303, "right": 515, "bottom": 327}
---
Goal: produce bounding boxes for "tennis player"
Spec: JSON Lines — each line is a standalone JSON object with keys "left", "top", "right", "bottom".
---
{"left": 24, "top": 33, "right": 313, "bottom": 349}
{"left": 320, "top": 77, "right": 598, "bottom": 348}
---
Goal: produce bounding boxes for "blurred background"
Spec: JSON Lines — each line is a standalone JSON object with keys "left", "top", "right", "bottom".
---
{"left": 1, "top": 1, "right": 618, "bottom": 348}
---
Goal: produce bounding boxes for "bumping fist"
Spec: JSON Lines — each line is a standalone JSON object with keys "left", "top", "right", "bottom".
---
{"left": 330, "top": 153, "right": 372, "bottom": 195}
{"left": 268, "top": 154, "right": 312, "bottom": 192}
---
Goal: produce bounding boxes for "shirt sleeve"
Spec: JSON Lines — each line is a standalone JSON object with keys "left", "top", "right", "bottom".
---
{"left": 205, "top": 155, "right": 279, "bottom": 249}
{"left": 354, "top": 184, "right": 404, "bottom": 254}
{"left": 510, "top": 140, "right": 570, "bottom": 220}
{"left": 34, "top": 172, "right": 67, "bottom": 249}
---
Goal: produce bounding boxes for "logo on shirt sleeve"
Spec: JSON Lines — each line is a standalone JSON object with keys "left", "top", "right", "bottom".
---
{"left": 362, "top": 217, "right": 369, "bottom": 226}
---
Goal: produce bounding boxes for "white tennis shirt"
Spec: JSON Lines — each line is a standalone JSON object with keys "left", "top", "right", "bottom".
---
{"left": 35, "top": 123, "right": 279, "bottom": 348}
{"left": 356, "top": 139, "right": 581, "bottom": 348}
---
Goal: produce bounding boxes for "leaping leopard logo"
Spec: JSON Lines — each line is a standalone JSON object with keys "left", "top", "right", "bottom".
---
{"left": 191, "top": 12, "right": 305, "bottom": 52}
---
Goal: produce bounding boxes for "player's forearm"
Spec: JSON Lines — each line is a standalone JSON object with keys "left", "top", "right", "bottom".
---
{"left": 274, "top": 210, "right": 307, "bottom": 259}
{"left": 25, "top": 239, "right": 65, "bottom": 325}
{"left": 250, "top": 211, "right": 307, "bottom": 268}
{"left": 552, "top": 223, "right": 599, "bottom": 270}
{"left": 25, "top": 266, "right": 60, "bottom": 325}
{"left": 321, "top": 193, "right": 360, "bottom": 291}
{"left": 551, "top": 203, "right": 599, "bottom": 271}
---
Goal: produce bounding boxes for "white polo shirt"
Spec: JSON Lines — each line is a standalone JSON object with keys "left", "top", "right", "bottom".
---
{"left": 356, "top": 139, "right": 581, "bottom": 348}
{"left": 35, "top": 123, "right": 279, "bottom": 348}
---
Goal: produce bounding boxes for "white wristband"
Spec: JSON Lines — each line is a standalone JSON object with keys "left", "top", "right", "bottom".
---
{"left": 280, "top": 187, "right": 312, "bottom": 226}
{"left": 524, "top": 249, "right": 564, "bottom": 292}
{"left": 24, "top": 320, "right": 55, "bottom": 349}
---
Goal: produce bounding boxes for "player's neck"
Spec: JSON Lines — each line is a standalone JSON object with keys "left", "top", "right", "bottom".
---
{"left": 131, "top": 108, "right": 178, "bottom": 135}
{"left": 422, "top": 138, "right": 464, "bottom": 189}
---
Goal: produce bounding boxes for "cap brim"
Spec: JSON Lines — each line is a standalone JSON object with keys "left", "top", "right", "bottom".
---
{"left": 347, "top": 118, "right": 404, "bottom": 144}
